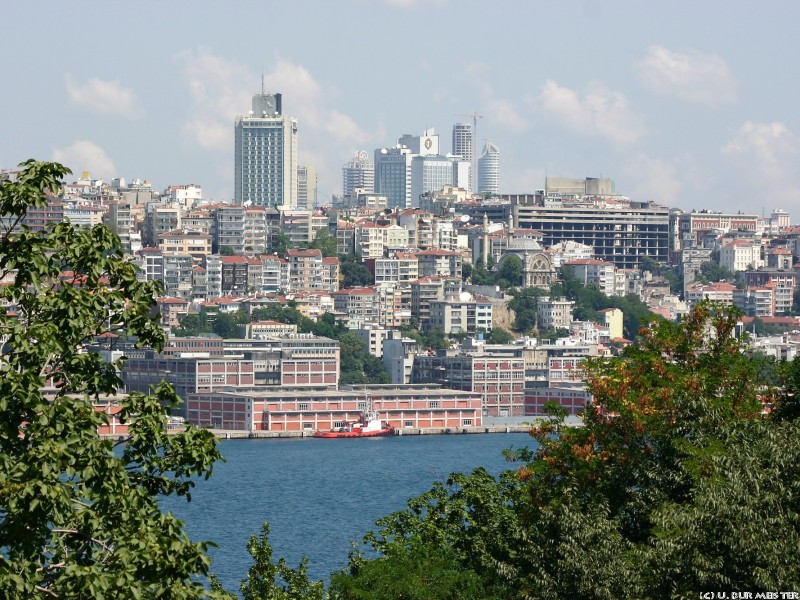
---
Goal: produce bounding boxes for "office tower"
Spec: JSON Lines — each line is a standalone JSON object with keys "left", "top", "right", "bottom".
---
{"left": 234, "top": 92, "right": 298, "bottom": 208}
{"left": 296, "top": 165, "right": 317, "bottom": 209}
{"left": 452, "top": 123, "right": 473, "bottom": 190}
{"left": 410, "top": 155, "right": 471, "bottom": 205}
{"left": 374, "top": 130, "right": 445, "bottom": 209}
{"left": 374, "top": 145, "right": 414, "bottom": 209}
{"left": 342, "top": 151, "right": 374, "bottom": 198}
{"left": 478, "top": 140, "right": 500, "bottom": 195}
{"left": 398, "top": 129, "right": 439, "bottom": 156}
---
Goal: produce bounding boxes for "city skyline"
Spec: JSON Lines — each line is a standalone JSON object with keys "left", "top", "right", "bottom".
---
{"left": 2, "top": 2, "right": 798, "bottom": 213}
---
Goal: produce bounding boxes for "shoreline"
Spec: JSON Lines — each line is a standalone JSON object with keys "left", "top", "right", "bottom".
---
{"left": 210, "top": 424, "right": 535, "bottom": 439}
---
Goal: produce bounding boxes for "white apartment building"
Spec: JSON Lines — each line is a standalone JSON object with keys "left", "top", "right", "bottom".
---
{"left": 720, "top": 240, "right": 764, "bottom": 272}
{"left": 564, "top": 259, "right": 617, "bottom": 296}
{"left": 536, "top": 297, "right": 575, "bottom": 331}
{"left": 374, "top": 253, "right": 419, "bottom": 285}
{"left": 356, "top": 223, "right": 409, "bottom": 259}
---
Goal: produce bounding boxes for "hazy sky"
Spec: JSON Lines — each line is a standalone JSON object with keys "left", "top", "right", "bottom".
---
{"left": 3, "top": 1, "right": 798, "bottom": 215}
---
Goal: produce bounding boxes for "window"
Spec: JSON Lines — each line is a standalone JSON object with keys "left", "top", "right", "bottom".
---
{"left": 404, "top": 421, "right": 414, "bottom": 428}
{"left": 463, "top": 419, "right": 472, "bottom": 426}
{"left": 298, "top": 402, "right": 309, "bottom": 411}
{"left": 428, "top": 401, "right": 439, "bottom": 409}
{"left": 303, "top": 422, "right": 313, "bottom": 429}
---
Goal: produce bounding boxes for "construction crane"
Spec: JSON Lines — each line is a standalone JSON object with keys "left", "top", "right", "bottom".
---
{"left": 456, "top": 112, "right": 483, "bottom": 192}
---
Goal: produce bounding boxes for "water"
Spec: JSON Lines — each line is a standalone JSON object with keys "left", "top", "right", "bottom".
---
{"left": 161, "top": 432, "right": 534, "bottom": 591}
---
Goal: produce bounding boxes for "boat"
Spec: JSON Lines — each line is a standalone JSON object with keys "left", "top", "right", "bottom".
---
{"left": 314, "top": 404, "right": 394, "bottom": 439}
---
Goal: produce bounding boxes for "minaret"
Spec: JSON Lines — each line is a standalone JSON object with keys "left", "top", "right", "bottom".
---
{"left": 482, "top": 213, "right": 489, "bottom": 265}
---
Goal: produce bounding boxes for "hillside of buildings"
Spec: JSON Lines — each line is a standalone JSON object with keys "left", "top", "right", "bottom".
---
{"left": 3, "top": 161, "right": 800, "bottom": 433}
{"left": 4, "top": 161, "right": 799, "bottom": 597}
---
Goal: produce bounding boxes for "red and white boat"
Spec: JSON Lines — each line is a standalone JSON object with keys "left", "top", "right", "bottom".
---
{"left": 314, "top": 406, "right": 394, "bottom": 439}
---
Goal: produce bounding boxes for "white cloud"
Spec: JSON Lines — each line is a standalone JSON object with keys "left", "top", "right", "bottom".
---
{"left": 484, "top": 99, "right": 527, "bottom": 131}
{"left": 64, "top": 75, "right": 141, "bottom": 117}
{"left": 636, "top": 46, "right": 737, "bottom": 106}
{"left": 722, "top": 121, "right": 800, "bottom": 203}
{"left": 537, "top": 80, "right": 645, "bottom": 145}
{"left": 176, "top": 48, "right": 252, "bottom": 151}
{"left": 503, "top": 166, "right": 546, "bottom": 195}
{"left": 622, "top": 154, "right": 684, "bottom": 206}
{"left": 52, "top": 141, "right": 117, "bottom": 179}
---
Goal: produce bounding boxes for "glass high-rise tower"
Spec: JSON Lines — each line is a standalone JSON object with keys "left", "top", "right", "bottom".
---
{"left": 234, "top": 92, "right": 298, "bottom": 208}
{"left": 478, "top": 140, "right": 500, "bottom": 195}
{"left": 451, "top": 123, "right": 473, "bottom": 190}
{"left": 342, "top": 150, "right": 374, "bottom": 199}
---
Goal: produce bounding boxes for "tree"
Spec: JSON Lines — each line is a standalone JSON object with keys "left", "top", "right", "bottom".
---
{"left": 219, "top": 245, "right": 235, "bottom": 256}
{"left": 212, "top": 312, "right": 242, "bottom": 338}
{"left": 331, "top": 303, "right": 800, "bottom": 597}
{"left": 461, "top": 261, "right": 473, "bottom": 282}
{"left": 0, "top": 161, "right": 223, "bottom": 597}
{"left": 271, "top": 231, "right": 291, "bottom": 256}
{"left": 498, "top": 255, "right": 523, "bottom": 288}
{"left": 212, "top": 523, "right": 324, "bottom": 600}
{"left": 340, "top": 254, "right": 374, "bottom": 288}
{"left": 486, "top": 327, "right": 514, "bottom": 344}
{"left": 308, "top": 229, "right": 338, "bottom": 258}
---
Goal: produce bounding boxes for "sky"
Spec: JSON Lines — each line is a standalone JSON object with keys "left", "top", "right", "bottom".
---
{"left": 2, "top": 1, "right": 799, "bottom": 216}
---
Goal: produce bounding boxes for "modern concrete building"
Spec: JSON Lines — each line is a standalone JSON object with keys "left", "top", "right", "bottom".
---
{"left": 342, "top": 150, "right": 374, "bottom": 198}
{"left": 296, "top": 165, "right": 317, "bottom": 210}
{"left": 452, "top": 122, "right": 473, "bottom": 190}
{"left": 413, "top": 353, "right": 526, "bottom": 417}
{"left": 410, "top": 155, "right": 470, "bottom": 205}
{"left": 515, "top": 199, "right": 670, "bottom": 270}
{"left": 234, "top": 92, "right": 298, "bottom": 208}
{"left": 374, "top": 145, "right": 414, "bottom": 209}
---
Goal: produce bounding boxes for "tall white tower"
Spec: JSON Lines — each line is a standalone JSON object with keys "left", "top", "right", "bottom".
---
{"left": 452, "top": 123, "right": 473, "bottom": 190}
{"left": 478, "top": 140, "right": 500, "bottom": 195}
{"left": 234, "top": 92, "right": 298, "bottom": 208}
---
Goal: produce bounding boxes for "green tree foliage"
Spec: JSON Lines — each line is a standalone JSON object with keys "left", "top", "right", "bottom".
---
{"left": 339, "top": 254, "right": 374, "bottom": 288}
{"left": 507, "top": 287, "right": 549, "bottom": 334}
{"left": 497, "top": 255, "right": 523, "bottom": 288}
{"left": 212, "top": 312, "right": 241, "bottom": 338}
{"left": 461, "top": 261, "right": 473, "bottom": 282}
{"left": 485, "top": 327, "right": 514, "bottom": 344}
{"left": 558, "top": 266, "right": 655, "bottom": 339}
{"left": 696, "top": 250, "right": 735, "bottom": 284}
{"left": 0, "top": 161, "right": 223, "bottom": 598}
{"left": 175, "top": 313, "right": 213, "bottom": 337}
{"left": 213, "top": 523, "right": 324, "bottom": 600}
{"left": 331, "top": 303, "right": 800, "bottom": 598}
{"left": 470, "top": 258, "right": 495, "bottom": 286}
{"left": 308, "top": 229, "right": 338, "bottom": 258}
{"left": 271, "top": 231, "right": 291, "bottom": 256}
{"left": 219, "top": 245, "right": 236, "bottom": 256}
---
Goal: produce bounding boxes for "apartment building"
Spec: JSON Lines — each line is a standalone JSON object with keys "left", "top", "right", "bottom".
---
{"left": 286, "top": 249, "right": 339, "bottom": 293}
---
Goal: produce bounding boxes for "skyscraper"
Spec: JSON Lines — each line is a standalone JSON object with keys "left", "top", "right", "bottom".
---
{"left": 342, "top": 150, "right": 374, "bottom": 198}
{"left": 296, "top": 165, "right": 317, "bottom": 209}
{"left": 234, "top": 92, "right": 298, "bottom": 208}
{"left": 452, "top": 123, "right": 473, "bottom": 190}
{"left": 374, "top": 145, "right": 413, "bottom": 209}
{"left": 478, "top": 140, "right": 500, "bottom": 195}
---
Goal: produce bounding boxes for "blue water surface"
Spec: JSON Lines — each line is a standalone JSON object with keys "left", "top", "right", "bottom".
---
{"left": 161, "top": 432, "right": 534, "bottom": 590}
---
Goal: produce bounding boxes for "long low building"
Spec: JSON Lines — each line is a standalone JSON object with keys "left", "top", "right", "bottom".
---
{"left": 186, "top": 385, "right": 483, "bottom": 432}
